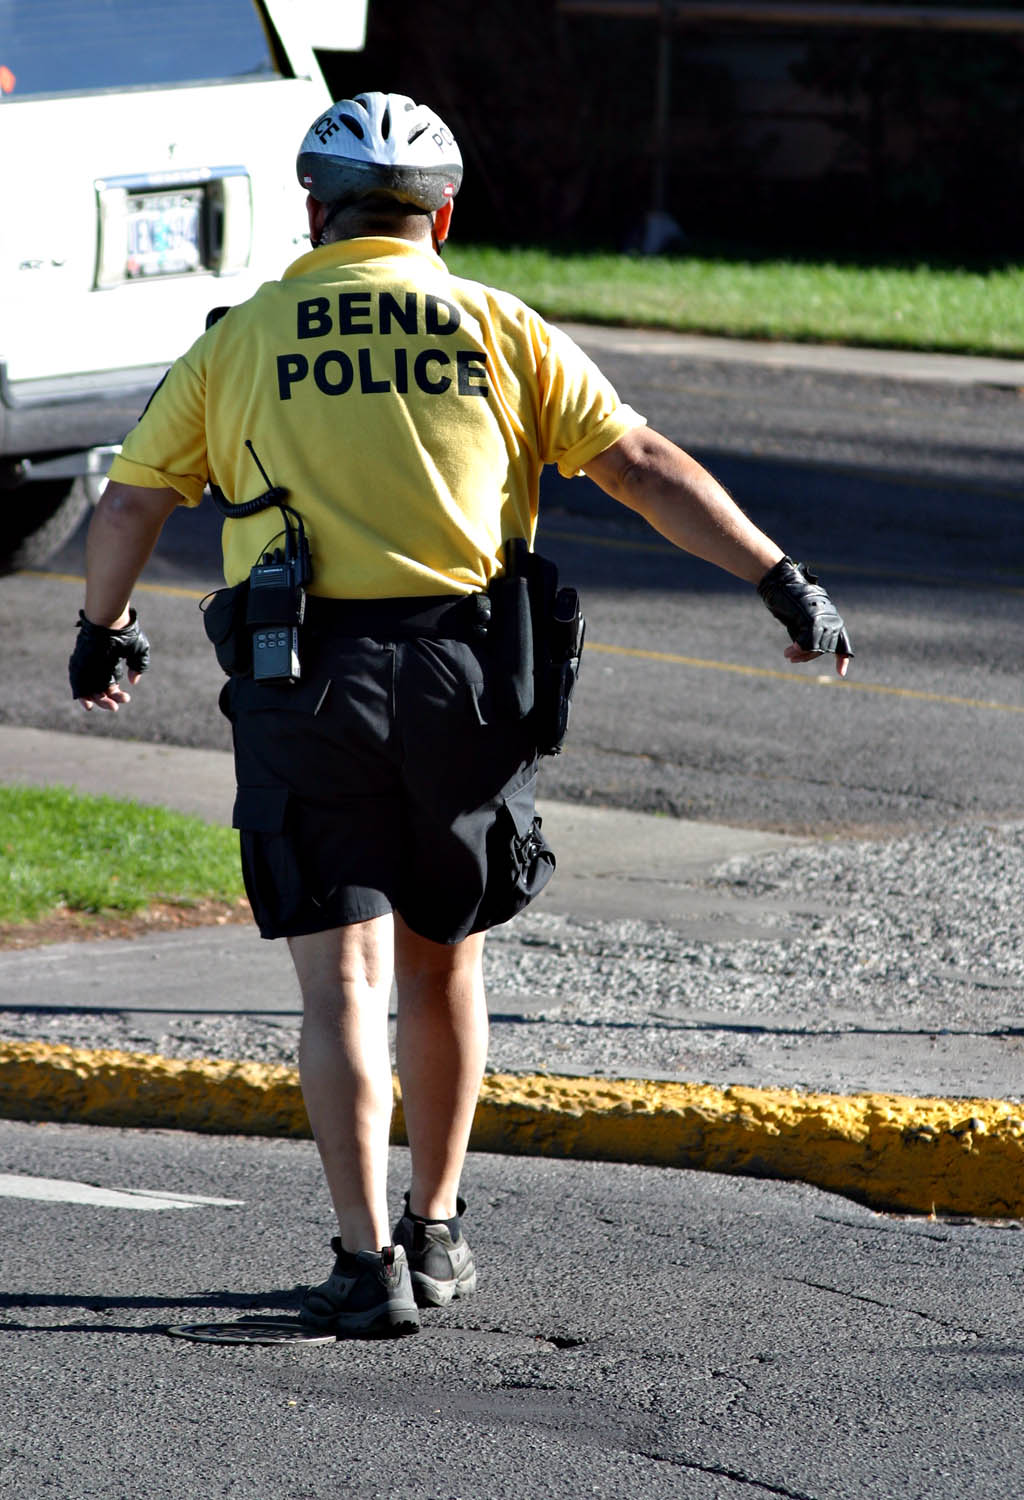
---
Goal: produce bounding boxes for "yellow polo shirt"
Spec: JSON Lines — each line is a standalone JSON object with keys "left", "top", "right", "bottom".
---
{"left": 109, "top": 237, "right": 646, "bottom": 597}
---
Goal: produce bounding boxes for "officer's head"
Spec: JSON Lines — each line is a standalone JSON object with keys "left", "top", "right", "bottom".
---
{"left": 296, "top": 91, "right": 462, "bottom": 252}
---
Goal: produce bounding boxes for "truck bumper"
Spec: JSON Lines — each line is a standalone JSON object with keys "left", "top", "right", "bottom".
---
{"left": 0, "top": 362, "right": 167, "bottom": 465}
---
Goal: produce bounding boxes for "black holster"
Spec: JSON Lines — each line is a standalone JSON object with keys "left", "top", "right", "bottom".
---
{"left": 488, "top": 539, "right": 585, "bottom": 756}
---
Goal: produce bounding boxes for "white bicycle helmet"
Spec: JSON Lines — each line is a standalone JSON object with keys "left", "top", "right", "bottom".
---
{"left": 296, "top": 91, "right": 463, "bottom": 212}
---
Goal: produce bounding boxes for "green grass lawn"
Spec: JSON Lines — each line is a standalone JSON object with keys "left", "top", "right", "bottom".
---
{"left": 447, "top": 246, "right": 1024, "bottom": 358}
{"left": 0, "top": 785, "right": 244, "bottom": 926}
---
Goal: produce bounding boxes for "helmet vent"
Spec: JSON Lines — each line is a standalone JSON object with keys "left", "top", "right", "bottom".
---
{"left": 297, "top": 93, "right": 462, "bottom": 211}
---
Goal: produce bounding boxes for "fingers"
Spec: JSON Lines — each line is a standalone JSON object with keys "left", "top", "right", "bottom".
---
{"left": 783, "top": 642, "right": 852, "bottom": 677}
{"left": 78, "top": 684, "right": 131, "bottom": 713}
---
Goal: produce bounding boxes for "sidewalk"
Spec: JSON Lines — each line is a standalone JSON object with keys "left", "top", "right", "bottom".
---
{"left": 560, "top": 321, "right": 1024, "bottom": 389}
{"left": 2, "top": 723, "right": 1020, "bottom": 1218}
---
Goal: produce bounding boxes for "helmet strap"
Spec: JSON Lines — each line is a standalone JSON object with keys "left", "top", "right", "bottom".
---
{"left": 312, "top": 196, "right": 355, "bottom": 248}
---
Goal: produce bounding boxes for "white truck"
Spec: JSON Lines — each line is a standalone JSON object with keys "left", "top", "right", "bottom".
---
{"left": 0, "top": 0, "right": 365, "bottom": 570}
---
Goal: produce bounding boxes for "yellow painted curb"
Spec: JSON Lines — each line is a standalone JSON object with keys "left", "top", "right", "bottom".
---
{"left": 1, "top": 1039, "right": 1022, "bottom": 1218}
{"left": 0, "top": 1041, "right": 308, "bottom": 1138}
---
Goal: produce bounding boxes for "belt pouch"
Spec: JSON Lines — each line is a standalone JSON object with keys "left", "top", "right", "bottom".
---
{"left": 202, "top": 581, "right": 252, "bottom": 676}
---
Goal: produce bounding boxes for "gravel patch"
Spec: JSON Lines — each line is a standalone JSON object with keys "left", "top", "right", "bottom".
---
{"left": 3, "top": 822, "right": 1021, "bottom": 1096}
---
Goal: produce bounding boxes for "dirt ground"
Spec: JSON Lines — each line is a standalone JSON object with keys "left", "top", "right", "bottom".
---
{"left": 0, "top": 898, "right": 251, "bottom": 951}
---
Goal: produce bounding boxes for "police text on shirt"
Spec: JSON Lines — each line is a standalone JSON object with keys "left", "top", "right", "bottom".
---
{"left": 276, "top": 292, "right": 490, "bottom": 399}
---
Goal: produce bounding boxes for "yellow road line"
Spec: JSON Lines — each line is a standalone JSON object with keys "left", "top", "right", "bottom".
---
{"left": 31, "top": 567, "right": 1024, "bottom": 714}
{"left": 588, "top": 640, "right": 1024, "bottom": 714}
{"left": 542, "top": 528, "right": 1024, "bottom": 594}
{"left": 543, "top": 527, "right": 672, "bottom": 557}
{"left": 32, "top": 569, "right": 206, "bottom": 601}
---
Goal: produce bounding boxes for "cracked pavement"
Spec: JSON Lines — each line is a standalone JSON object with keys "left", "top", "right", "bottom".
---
{"left": 2, "top": 1121, "right": 1021, "bottom": 1500}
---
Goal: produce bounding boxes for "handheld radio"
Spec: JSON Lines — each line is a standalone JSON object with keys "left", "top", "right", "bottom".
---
{"left": 207, "top": 439, "right": 311, "bottom": 682}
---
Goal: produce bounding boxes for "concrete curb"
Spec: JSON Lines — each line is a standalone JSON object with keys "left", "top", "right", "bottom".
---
{"left": 3, "top": 1040, "right": 1022, "bottom": 1219}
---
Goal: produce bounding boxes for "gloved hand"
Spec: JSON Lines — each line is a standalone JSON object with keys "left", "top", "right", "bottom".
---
{"left": 757, "top": 557, "right": 853, "bottom": 660}
{"left": 68, "top": 608, "right": 151, "bottom": 702}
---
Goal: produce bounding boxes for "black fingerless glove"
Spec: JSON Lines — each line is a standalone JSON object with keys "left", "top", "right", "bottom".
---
{"left": 68, "top": 609, "right": 151, "bottom": 699}
{"left": 757, "top": 557, "right": 854, "bottom": 658}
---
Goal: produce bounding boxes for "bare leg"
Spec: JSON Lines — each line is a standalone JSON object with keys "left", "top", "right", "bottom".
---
{"left": 394, "top": 917, "right": 488, "bottom": 1220}
{"left": 289, "top": 917, "right": 395, "bottom": 1252}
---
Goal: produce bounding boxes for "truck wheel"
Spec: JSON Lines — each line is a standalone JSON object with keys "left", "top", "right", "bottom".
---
{"left": 0, "top": 477, "right": 95, "bottom": 574}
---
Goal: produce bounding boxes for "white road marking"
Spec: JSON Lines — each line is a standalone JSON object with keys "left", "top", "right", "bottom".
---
{"left": 0, "top": 1174, "right": 244, "bottom": 1211}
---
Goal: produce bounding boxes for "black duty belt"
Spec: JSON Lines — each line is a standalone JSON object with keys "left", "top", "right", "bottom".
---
{"left": 302, "top": 592, "right": 492, "bottom": 641}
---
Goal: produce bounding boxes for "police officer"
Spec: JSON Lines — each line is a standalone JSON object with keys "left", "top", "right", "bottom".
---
{"left": 69, "top": 92, "right": 851, "bottom": 1340}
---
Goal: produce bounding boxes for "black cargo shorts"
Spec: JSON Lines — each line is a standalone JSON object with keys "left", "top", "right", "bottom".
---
{"left": 219, "top": 594, "right": 555, "bottom": 944}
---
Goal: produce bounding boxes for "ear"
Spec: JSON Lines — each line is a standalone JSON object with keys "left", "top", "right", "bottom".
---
{"left": 306, "top": 194, "right": 327, "bottom": 244}
{"left": 433, "top": 199, "right": 454, "bottom": 246}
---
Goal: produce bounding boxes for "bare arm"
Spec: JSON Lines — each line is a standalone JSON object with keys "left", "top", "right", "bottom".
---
{"left": 583, "top": 426, "right": 783, "bottom": 583}
{"left": 84, "top": 481, "right": 181, "bottom": 627}
{"left": 75, "top": 481, "right": 181, "bottom": 711}
{"left": 583, "top": 427, "right": 849, "bottom": 676}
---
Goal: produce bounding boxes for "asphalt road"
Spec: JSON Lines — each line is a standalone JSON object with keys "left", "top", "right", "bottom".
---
{"left": 6, "top": 332, "right": 1023, "bottom": 834}
{"left": 3, "top": 1119, "right": 1022, "bottom": 1500}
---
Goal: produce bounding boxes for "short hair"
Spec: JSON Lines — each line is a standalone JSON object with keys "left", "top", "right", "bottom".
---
{"left": 319, "top": 193, "right": 431, "bottom": 245}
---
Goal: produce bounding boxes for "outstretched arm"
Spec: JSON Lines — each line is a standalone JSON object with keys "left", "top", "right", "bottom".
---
{"left": 583, "top": 427, "right": 851, "bottom": 677}
{"left": 71, "top": 481, "right": 180, "bottom": 711}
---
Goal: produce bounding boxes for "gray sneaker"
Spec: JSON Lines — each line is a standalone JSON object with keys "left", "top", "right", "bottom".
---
{"left": 392, "top": 1194, "right": 477, "bottom": 1308}
{"left": 299, "top": 1239, "right": 420, "bottom": 1338}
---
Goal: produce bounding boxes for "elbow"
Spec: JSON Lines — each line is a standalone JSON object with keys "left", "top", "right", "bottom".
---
{"left": 606, "top": 430, "right": 681, "bottom": 518}
{"left": 97, "top": 481, "right": 178, "bottom": 534}
{"left": 585, "top": 428, "right": 667, "bottom": 513}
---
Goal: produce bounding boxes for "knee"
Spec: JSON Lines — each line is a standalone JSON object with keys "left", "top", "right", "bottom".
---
{"left": 397, "top": 935, "right": 484, "bottom": 997}
{"left": 289, "top": 918, "right": 395, "bottom": 1001}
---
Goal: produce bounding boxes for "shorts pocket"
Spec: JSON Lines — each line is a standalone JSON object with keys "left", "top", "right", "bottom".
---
{"left": 232, "top": 785, "right": 304, "bottom": 934}
{"left": 480, "top": 773, "right": 555, "bottom": 928}
{"left": 231, "top": 673, "right": 331, "bottom": 717}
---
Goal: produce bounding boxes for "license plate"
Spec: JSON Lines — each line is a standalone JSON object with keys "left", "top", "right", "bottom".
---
{"left": 124, "top": 188, "right": 203, "bottom": 279}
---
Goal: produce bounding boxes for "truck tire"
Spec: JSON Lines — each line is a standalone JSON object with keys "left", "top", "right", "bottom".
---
{"left": 0, "top": 477, "right": 95, "bottom": 574}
